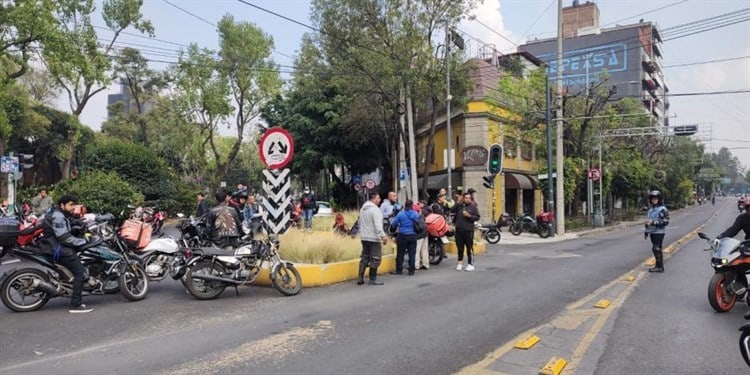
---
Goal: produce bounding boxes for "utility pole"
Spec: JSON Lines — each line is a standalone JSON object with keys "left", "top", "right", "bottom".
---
{"left": 445, "top": 20, "right": 453, "bottom": 196}
{"left": 545, "top": 74, "right": 554, "bottom": 222}
{"left": 406, "top": 89, "right": 418, "bottom": 200}
{"left": 555, "top": 0, "right": 566, "bottom": 235}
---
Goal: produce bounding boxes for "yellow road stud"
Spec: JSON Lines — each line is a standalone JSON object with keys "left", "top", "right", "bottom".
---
{"left": 539, "top": 357, "right": 567, "bottom": 375}
{"left": 624, "top": 274, "right": 635, "bottom": 282}
{"left": 594, "top": 299, "right": 611, "bottom": 309}
{"left": 645, "top": 257, "right": 656, "bottom": 266}
{"left": 514, "top": 335, "right": 540, "bottom": 349}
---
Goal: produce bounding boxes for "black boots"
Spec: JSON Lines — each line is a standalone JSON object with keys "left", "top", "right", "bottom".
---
{"left": 368, "top": 267, "right": 384, "bottom": 285}
{"left": 649, "top": 250, "right": 664, "bottom": 273}
{"left": 357, "top": 263, "right": 367, "bottom": 285}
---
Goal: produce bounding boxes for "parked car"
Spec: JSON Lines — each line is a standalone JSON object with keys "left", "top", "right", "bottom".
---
{"left": 315, "top": 201, "right": 333, "bottom": 217}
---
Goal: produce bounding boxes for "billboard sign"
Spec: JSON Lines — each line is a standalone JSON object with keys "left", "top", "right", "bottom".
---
{"left": 540, "top": 43, "right": 628, "bottom": 87}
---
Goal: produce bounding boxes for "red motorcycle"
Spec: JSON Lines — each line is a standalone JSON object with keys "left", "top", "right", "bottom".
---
{"left": 133, "top": 206, "right": 167, "bottom": 236}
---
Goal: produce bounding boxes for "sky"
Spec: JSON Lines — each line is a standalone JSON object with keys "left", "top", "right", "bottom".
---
{"left": 70, "top": 0, "right": 750, "bottom": 170}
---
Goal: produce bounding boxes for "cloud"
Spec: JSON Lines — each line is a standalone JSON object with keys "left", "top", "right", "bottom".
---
{"left": 458, "top": 0, "right": 517, "bottom": 58}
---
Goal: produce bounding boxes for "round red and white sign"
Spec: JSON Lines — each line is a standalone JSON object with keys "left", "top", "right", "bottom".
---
{"left": 365, "top": 179, "right": 376, "bottom": 190}
{"left": 588, "top": 168, "right": 601, "bottom": 182}
{"left": 353, "top": 184, "right": 361, "bottom": 191}
{"left": 259, "top": 127, "right": 294, "bottom": 169}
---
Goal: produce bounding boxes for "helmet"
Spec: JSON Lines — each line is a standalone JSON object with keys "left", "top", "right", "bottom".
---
{"left": 648, "top": 190, "right": 662, "bottom": 205}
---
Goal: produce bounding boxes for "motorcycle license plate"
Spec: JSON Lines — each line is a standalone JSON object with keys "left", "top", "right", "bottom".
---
{"left": 440, "top": 236, "right": 449, "bottom": 244}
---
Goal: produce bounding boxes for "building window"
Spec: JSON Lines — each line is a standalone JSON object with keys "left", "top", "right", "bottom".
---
{"left": 521, "top": 141, "right": 533, "bottom": 160}
{"left": 503, "top": 137, "right": 517, "bottom": 158}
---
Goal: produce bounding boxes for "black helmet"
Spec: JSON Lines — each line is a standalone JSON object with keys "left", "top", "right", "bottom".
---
{"left": 648, "top": 190, "right": 662, "bottom": 204}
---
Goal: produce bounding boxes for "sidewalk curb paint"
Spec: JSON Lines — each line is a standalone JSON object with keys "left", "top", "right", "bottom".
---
{"left": 513, "top": 335, "right": 540, "bottom": 350}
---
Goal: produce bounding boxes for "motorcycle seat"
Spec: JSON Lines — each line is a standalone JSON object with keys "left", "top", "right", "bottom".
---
{"left": 193, "top": 246, "right": 233, "bottom": 256}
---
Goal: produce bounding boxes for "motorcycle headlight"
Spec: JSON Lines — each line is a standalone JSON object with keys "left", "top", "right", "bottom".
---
{"left": 721, "top": 258, "right": 729, "bottom": 265}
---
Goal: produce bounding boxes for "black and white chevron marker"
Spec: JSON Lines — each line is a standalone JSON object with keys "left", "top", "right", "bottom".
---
{"left": 262, "top": 168, "right": 292, "bottom": 234}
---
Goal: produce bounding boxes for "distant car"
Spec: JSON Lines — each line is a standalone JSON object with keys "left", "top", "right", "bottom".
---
{"left": 315, "top": 201, "right": 333, "bottom": 217}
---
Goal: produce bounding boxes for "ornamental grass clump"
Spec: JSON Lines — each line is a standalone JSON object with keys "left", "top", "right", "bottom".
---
{"left": 279, "top": 229, "right": 361, "bottom": 264}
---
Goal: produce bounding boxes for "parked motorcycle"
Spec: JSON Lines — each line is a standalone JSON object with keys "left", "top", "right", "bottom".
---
{"left": 509, "top": 211, "right": 554, "bottom": 238}
{"left": 0, "top": 222, "right": 149, "bottom": 312}
{"left": 183, "top": 233, "right": 302, "bottom": 300}
{"left": 740, "top": 309, "right": 750, "bottom": 367}
{"left": 697, "top": 232, "right": 750, "bottom": 312}
{"left": 133, "top": 206, "right": 167, "bottom": 235}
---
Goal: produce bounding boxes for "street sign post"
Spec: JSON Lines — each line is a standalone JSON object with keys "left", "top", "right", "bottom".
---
{"left": 259, "top": 127, "right": 295, "bottom": 170}
{"left": 588, "top": 168, "right": 601, "bottom": 182}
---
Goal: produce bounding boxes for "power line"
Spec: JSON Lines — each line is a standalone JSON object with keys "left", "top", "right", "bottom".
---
{"left": 601, "top": 0, "right": 689, "bottom": 27}
{"left": 664, "top": 55, "right": 750, "bottom": 68}
{"left": 516, "top": 0, "right": 556, "bottom": 45}
{"left": 162, "top": 0, "right": 216, "bottom": 28}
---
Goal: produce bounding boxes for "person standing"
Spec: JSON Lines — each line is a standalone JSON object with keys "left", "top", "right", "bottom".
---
{"left": 300, "top": 187, "right": 317, "bottom": 230}
{"left": 195, "top": 193, "right": 209, "bottom": 218}
{"left": 380, "top": 191, "right": 398, "bottom": 219}
{"left": 357, "top": 192, "right": 388, "bottom": 285}
{"left": 390, "top": 199, "right": 419, "bottom": 275}
{"left": 413, "top": 202, "right": 430, "bottom": 270}
{"left": 451, "top": 192, "right": 480, "bottom": 271}
{"left": 31, "top": 188, "right": 52, "bottom": 216}
{"left": 644, "top": 190, "right": 670, "bottom": 273}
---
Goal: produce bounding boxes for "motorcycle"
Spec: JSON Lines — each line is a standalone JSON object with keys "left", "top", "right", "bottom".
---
{"left": 741, "top": 309, "right": 750, "bottom": 367}
{"left": 0, "top": 219, "right": 149, "bottom": 312}
{"left": 509, "top": 211, "right": 554, "bottom": 238}
{"left": 133, "top": 206, "right": 167, "bottom": 236}
{"left": 183, "top": 232, "right": 302, "bottom": 300}
{"left": 697, "top": 232, "right": 750, "bottom": 312}
{"left": 476, "top": 223, "right": 501, "bottom": 244}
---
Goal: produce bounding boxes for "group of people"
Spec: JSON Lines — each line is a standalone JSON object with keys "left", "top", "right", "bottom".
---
{"left": 355, "top": 188, "right": 481, "bottom": 286}
{"left": 195, "top": 187, "right": 261, "bottom": 249}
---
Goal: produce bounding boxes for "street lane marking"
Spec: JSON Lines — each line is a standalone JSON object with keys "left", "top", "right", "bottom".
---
{"left": 514, "top": 335, "right": 540, "bottom": 350}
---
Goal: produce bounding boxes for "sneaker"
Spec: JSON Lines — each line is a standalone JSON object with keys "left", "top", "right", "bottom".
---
{"left": 465, "top": 264, "right": 475, "bottom": 272}
{"left": 69, "top": 304, "right": 94, "bottom": 314}
{"left": 456, "top": 263, "right": 463, "bottom": 271}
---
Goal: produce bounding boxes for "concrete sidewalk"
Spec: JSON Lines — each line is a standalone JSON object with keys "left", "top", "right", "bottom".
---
{"left": 497, "top": 220, "right": 645, "bottom": 245}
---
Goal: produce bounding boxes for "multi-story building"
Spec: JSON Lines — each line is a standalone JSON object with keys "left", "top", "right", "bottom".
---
{"left": 416, "top": 53, "right": 544, "bottom": 221}
{"left": 520, "top": 0, "right": 669, "bottom": 126}
{"left": 107, "top": 79, "right": 137, "bottom": 119}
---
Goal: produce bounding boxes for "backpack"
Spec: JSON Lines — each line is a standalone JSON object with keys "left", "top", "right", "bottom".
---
{"left": 425, "top": 213, "right": 449, "bottom": 237}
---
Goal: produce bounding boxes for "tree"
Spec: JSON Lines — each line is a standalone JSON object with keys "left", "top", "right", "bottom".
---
{"left": 0, "top": 0, "right": 58, "bottom": 81}
{"left": 41, "top": 0, "right": 153, "bottom": 179}
{"left": 53, "top": 169, "right": 142, "bottom": 218}
{"left": 17, "top": 64, "right": 60, "bottom": 105}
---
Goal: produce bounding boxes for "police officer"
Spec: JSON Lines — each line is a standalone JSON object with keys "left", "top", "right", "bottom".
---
{"left": 42, "top": 195, "right": 97, "bottom": 313}
{"left": 718, "top": 196, "right": 750, "bottom": 240}
{"left": 644, "top": 190, "right": 670, "bottom": 273}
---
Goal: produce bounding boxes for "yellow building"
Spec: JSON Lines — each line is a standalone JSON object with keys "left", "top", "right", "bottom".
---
{"left": 417, "top": 53, "right": 544, "bottom": 222}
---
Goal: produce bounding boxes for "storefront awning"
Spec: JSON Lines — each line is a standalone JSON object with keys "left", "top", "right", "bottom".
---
{"left": 505, "top": 172, "right": 536, "bottom": 190}
{"left": 418, "top": 172, "right": 462, "bottom": 191}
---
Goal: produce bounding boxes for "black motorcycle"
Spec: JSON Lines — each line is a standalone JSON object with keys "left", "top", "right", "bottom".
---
{"left": 182, "top": 233, "right": 302, "bottom": 300}
{"left": 741, "top": 310, "right": 750, "bottom": 367}
{"left": 0, "top": 224, "right": 149, "bottom": 312}
{"left": 508, "top": 212, "right": 553, "bottom": 238}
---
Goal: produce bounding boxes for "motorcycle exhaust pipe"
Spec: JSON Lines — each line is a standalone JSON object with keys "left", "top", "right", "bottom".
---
{"left": 188, "top": 273, "right": 244, "bottom": 285}
{"left": 32, "top": 280, "right": 59, "bottom": 297}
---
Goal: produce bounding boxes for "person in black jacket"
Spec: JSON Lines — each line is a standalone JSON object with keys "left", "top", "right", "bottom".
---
{"left": 41, "top": 195, "right": 96, "bottom": 313}
{"left": 451, "top": 192, "right": 480, "bottom": 271}
{"left": 195, "top": 193, "right": 209, "bottom": 218}
{"left": 719, "top": 196, "right": 750, "bottom": 241}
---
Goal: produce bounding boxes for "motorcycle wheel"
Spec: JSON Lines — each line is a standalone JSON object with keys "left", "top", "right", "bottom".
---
{"left": 509, "top": 223, "right": 522, "bottom": 236}
{"left": 118, "top": 264, "right": 149, "bottom": 301}
{"left": 271, "top": 263, "right": 302, "bottom": 296}
{"left": 485, "top": 229, "right": 501, "bottom": 244}
{"left": 538, "top": 227, "right": 551, "bottom": 239}
{"left": 1, "top": 268, "right": 51, "bottom": 312}
{"left": 428, "top": 241, "right": 444, "bottom": 265}
{"left": 708, "top": 272, "right": 736, "bottom": 312}
{"left": 740, "top": 330, "right": 750, "bottom": 367}
{"left": 102, "top": 274, "right": 120, "bottom": 294}
{"left": 186, "top": 261, "right": 227, "bottom": 300}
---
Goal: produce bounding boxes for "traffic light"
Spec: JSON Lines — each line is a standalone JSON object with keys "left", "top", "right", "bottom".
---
{"left": 483, "top": 175, "right": 495, "bottom": 189}
{"left": 17, "top": 153, "right": 33, "bottom": 169}
{"left": 487, "top": 144, "right": 503, "bottom": 175}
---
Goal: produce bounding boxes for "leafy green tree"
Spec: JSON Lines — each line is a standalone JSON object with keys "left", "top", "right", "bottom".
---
{"left": 52, "top": 169, "right": 142, "bottom": 218}
{"left": 0, "top": 0, "right": 58, "bottom": 81}
{"left": 41, "top": 0, "right": 153, "bottom": 179}
{"left": 83, "top": 138, "right": 176, "bottom": 200}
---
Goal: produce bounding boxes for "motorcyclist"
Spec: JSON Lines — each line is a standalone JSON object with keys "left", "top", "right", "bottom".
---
{"left": 644, "top": 190, "right": 670, "bottom": 273}
{"left": 207, "top": 190, "right": 243, "bottom": 249}
{"left": 41, "top": 195, "right": 98, "bottom": 313}
{"left": 718, "top": 196, "right": 750, "bottom": 241}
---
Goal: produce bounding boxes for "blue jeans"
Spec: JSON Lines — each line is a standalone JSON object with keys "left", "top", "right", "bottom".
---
{"left": 396, "top": 234, "right": 417, "bottom": 273}
{"left": 303, "top": 209, "right": 314, "bottom": 229}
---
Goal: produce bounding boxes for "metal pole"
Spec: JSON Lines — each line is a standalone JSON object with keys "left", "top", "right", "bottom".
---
{"left": 598, "top": 138, "right": 603, "bottom": 223}
{"left": 555, "top": 0, "right": 566, "bottom": 235}
{"left": 445, "top": 21, "right": 453, "bottom": 196}
{"left": 545, "top": 75, "right": 554, "bottom": 217}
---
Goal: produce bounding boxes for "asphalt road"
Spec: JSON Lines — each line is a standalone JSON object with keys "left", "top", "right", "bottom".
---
{"left": 0, "top": 198, "right": 746, "bottom": 374}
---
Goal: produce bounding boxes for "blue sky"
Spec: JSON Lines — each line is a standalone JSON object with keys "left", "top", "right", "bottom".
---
{"left": 74, "top": 0, "right": 750, "bottom": 169}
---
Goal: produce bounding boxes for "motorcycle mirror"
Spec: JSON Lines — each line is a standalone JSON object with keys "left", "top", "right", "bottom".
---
{"left": 697, "top": 232, "right": 709, "bottom": 240}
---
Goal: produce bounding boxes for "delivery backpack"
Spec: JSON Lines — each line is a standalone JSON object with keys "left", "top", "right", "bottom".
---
{"left": 425, "top": 213, "right": 449, "bottom": 237}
